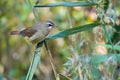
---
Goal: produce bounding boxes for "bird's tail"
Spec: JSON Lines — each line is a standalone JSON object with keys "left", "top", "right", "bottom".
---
{"left": 10, "top": 31, "right": 20, "bottom": 35}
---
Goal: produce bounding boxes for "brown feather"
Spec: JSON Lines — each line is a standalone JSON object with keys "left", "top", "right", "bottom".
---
{"left": 20, "top": 28, "right": 37, "bottom": 37}
{"left": 10, "top": 31, "right": 20, "bottom": 35}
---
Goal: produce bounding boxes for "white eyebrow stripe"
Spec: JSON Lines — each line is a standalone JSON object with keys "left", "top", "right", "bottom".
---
{"left": 46, "top": 22, "right": 54, "bottom": 25}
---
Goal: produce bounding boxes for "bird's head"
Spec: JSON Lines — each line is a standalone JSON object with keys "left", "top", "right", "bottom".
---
{"left": 46, "top": 20, "right": 55, "bottom": 30}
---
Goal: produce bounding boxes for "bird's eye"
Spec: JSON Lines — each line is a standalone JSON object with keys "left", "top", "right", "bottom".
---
{"left": 47, "top": 23, "right": 54, "bottom": 28}
{"left": 48, "top": 23, "right": 53, "bottom": 27}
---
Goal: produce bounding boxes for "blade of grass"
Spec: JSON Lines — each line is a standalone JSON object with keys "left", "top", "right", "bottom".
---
{"left": 91, "top": 54, "right": 120, "bottom": 64}
{"left": 34, "top": 1, "right": 97, "bottom": 7}
{"left": 26, "top": 42, "right": 43, "bottom": 80}
{"left": 26, "top": 0, "right": 32, "bottom": 9}
{"left": 93, "top": 44, "right": 120, "bottom": 51}
{"left": 46, "top": 23, "right": 100, "bottom": 40}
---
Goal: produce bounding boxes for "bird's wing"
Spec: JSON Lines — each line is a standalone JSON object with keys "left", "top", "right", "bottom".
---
{"left": 20, "top": 28, "right": 37, "bottom": 37}
{"left": 29, "top": 30, "right": 45, "bottom": 43}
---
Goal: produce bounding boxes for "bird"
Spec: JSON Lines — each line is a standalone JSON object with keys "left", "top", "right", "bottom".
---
{"left": 10, "top": 20, "right": 55, "bottom": 44}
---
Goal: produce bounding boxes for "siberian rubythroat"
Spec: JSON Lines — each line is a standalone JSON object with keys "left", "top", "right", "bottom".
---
{"left": 10, "top": 20, "right": 55, "bottom": 43}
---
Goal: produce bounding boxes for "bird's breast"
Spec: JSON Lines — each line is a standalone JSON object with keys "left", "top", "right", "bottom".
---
{"left": 30, "top": 29, "right": 49, "bottom": 43}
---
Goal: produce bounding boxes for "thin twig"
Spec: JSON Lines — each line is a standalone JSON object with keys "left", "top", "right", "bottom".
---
{"left": 44, "top": 40, "right": 60, "bottom": 80}
{"left": 59, "top": 73, "right": 72, "bottom": 80}
{"left": 78, "top": 63, "right": 83, "bottom": 80}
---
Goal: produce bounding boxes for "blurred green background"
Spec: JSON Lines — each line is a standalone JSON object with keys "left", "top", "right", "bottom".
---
{"left": 0, "top": 0, "right": 120, "bottom": 80}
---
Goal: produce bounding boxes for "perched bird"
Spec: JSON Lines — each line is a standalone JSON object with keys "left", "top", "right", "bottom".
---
{"left": 10, "top": 20, "right": 55, "bottom": 43}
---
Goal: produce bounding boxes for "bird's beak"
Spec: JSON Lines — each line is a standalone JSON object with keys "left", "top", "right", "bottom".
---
{"left": 54, "top": 25, "right": 57, "bottom": 27}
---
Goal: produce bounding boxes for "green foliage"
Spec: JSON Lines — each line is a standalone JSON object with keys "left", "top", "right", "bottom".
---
{"left": 47, "top": 23, "right": 100, "bottom": 40}
{"left": 26, "top": 42, "right": 43, "bottom": 80}
{"left": 94, "top": 44, "right": 120, "bottom": 51}
{"left": 34, "top": 1, "right": 97, "bottom": 7}
{"left": 0, "top": 0, "right": 120, "bottom": 80}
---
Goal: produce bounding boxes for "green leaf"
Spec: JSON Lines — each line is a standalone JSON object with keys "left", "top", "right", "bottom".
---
{"left": 46, "top": 23, "right": 100, "bottom": 40}
{"left": 26, "top": 42, "right": 43, "bottom": 80}
{"left": 102, "top": 23, "right": 111, "bottom": 43}
{"left": 103, "top": 0, "right": 109, "bottom": 11}
{"left": 93, "top": 44, "right": 120, "bottom": 51}
{"left": 34, "top": 1, "right": 97, "bottom": 7}
{"left": 91, "top": 67, "right": 100, "bottom": 79}
{"left": 91, "top": 54, "right": 120, "bottom": 64}
{"left": 26, "top": 0, "right": 32, "bottom": 9}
